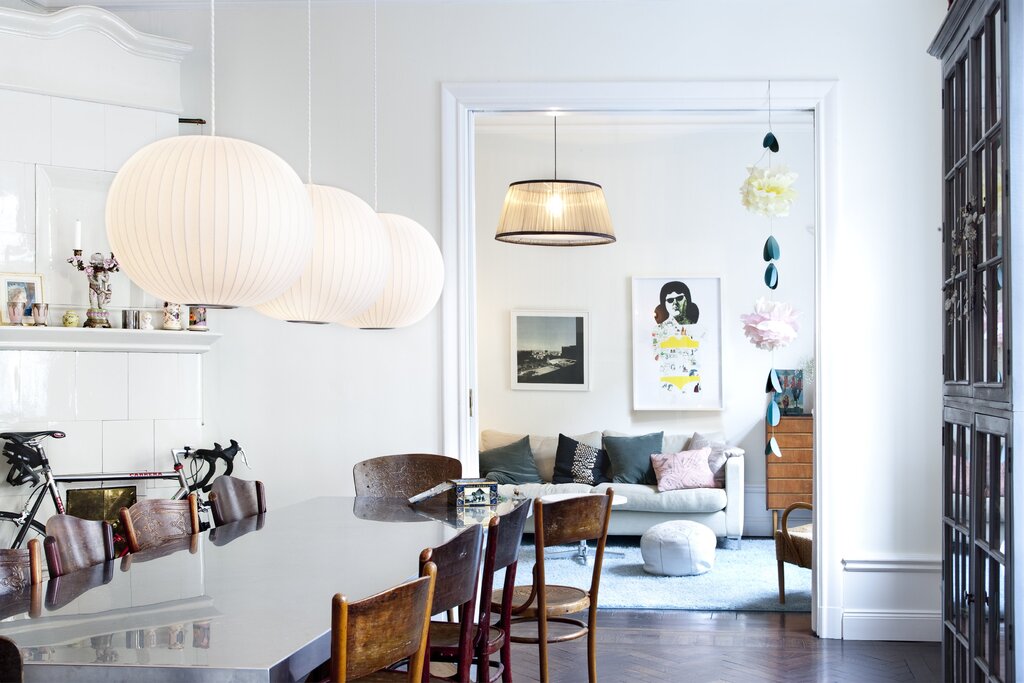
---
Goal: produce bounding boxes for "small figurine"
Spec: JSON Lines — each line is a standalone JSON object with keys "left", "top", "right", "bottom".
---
{"left": 140, "top": 311, "right": 153, "bottom": 330}
{"left": 7, "top": 287, "right": 27, "bottom": 326}
{"left": 163, "top": 302, "right": 182, "bottom": 330}
{"left": 68, "top": 250, "right": 118, "bottom": 328}
{"left": 61, "top": 310, "right": 80, "bottom": 328}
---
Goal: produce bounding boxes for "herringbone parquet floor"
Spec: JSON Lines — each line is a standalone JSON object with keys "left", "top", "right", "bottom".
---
{"left": 503, "top": 610, "right": 942, "bottom": 683}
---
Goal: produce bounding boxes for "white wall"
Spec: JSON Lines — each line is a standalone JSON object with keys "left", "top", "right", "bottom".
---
{"left": 3, "top": 0, "right": 945, "bottom": 640}
{"left": 474, "top": 115, "right": 816, "bottom": 506}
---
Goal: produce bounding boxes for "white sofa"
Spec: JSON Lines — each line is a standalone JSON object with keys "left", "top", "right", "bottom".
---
{"left": 480, "top": 430, "right": 745, "bottom": 540}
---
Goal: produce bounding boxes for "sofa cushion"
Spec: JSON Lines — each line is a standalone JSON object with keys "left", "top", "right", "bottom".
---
{"left": 479, "top": 435, "right": 543, "bottom": 485}
{"left": 480, "top": 430, "right": 602, "bottom": 483}
{"left": 686, "top": 432, "right": 729, "bottom": 488}
{"left": 591, "top": 482, "right": 727, "bottom": 514}
{"left": 603, "top": 432, "right": 663, "bottom": 485}
{"left": 553, "top": 434, "right": 610, "bottom": 485}
{"left": 496, "top": 483, "right": 594, "bottom": 501}
{"left": 650, "top": 447, "right": 714, "bottom": 492}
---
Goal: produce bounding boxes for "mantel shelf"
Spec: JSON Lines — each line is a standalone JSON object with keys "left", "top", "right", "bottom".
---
{"left": 0, "top": 326, "right": 221, "bottom": 354}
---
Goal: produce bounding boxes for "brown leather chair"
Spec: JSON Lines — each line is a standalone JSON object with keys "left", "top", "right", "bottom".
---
{"left": 208, "top": 475, "right": 266, "bottom": 526}
{"left": 476, "top": 499, "right": 531, "bottom": 683}
{"left": 775, "top": 501, "right": 813, "bottom": 604}
{"left": 419, "top": 525, "right": 484, "bottom": 682}
{"left": 43, "top": 515, "right": 115, "bottom": 577}
{"left": 119, "top": 493, "right": 200, "bottom": 553}
{"left": 353, "top": 454, "right": 462, "bottom": 499}
{"left": 494, "top": 490, "right": 614, "bottom": 683}
{"left": 328, "top": 562, "right": 438, "bottom": 682}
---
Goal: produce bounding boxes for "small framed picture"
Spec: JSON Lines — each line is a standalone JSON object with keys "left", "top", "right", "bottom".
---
{"left": 1, "top": 273, "right": 44, "bottom": 324}
{"left": 511, "top": 310, "right": 589, "bottom": 391}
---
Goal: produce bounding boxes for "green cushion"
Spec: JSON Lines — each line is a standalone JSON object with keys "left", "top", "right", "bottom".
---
{"left": 603, "top": 432, "right": 664, "bottom": 485}
{"left": 479, "top": 436, "right": 542, "bottom": 485}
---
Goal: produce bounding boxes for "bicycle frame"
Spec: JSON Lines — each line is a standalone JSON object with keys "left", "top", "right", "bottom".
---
{"left": 6, "top": 448, "right": 192, "bottom": 549}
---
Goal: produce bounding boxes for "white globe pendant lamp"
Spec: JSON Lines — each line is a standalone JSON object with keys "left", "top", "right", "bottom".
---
{"left": 255, "top": 185, "right": 389, "bottom": 323}
{"left": 106, "top": 135, "right": 312, "bottom": 307}
{"left": 340, "top": 213, "right": 443, "bottom": 329}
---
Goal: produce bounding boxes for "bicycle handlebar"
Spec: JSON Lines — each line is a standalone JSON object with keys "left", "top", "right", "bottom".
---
{"left": 181, "top": 440, "right": 244, "bottom": 493}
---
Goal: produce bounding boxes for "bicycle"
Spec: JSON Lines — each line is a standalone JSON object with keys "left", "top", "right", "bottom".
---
{"left": 0, "top": 430, "right": 243, "bottom": 549}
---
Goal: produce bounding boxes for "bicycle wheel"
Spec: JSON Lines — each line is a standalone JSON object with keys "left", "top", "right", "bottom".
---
{"left": 0, "top": 511, "right": 46, "bottom": 549}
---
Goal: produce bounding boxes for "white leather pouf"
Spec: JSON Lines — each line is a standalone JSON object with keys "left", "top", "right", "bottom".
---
{"left": 640, "top": 520, "right": 716, "bottom": 576}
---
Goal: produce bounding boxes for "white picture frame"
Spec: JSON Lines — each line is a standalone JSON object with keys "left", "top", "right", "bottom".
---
{"left": 631, "top": 276, "right": 723, "bottom": 411}
{"left": 510, "top": 310, "right": 589, "bottom": 391}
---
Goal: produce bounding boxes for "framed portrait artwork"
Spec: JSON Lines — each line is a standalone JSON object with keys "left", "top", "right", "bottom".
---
{"left": 511, "top": 310, "right": 589, "bottom": 391}
{"left": 1, "top": 273, "right": 43, "bottom": 324}
{"left": 631, "top": 277, "right": 723, "bottom": 411}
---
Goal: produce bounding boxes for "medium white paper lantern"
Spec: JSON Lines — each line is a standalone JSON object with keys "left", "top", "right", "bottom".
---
{"left": 106, "top": 135, "right": 313, "bottom": 307}
{"left": 255, "top": 185, "right": 390, "bottom": 323}
{"left": 341, "top": 213, "right": 444, "bottom": 329}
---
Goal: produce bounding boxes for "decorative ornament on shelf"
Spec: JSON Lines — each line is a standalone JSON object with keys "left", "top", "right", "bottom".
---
{"left": 67, "top": 248, "right": 119, "bottom": 329}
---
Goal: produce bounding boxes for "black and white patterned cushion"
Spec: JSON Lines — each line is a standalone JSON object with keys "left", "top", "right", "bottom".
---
{"left": 553, "top": 434, "right": 610, "bottom": 485}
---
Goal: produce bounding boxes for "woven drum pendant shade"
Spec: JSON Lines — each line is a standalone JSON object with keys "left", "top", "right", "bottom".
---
{"left": 106, "top": 135, "right": 313, "bottom": 307}
{"left": 255, "top": 185, "right": 390, "bottom": 324}
{"left": 340, "top": 213, "right": 444, "bottom": 329}
{"left": 495, "top": 179, "right": 615, "bottom": 246}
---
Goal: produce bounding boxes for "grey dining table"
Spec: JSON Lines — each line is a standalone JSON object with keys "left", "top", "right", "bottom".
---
{"left": 0, "top": 496, "right": 461, "bottom": 682}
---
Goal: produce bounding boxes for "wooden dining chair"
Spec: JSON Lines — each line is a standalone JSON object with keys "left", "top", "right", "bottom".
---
{"left": 775, "top": 501, "right": 813, "bottom": 604}
{"left": 328, "top": 562, "right": 438, "bottom": 682}
{"left": 0, "top": 540, "right": 43, "bottom": 622}
{"left": 476, "top": 499, "right": 531, "bottom": 683}
{"left": 119, "top": 493, "right": 200, "bottom": 553}
{"left": 43, "top": 514, "right": 115, "bottom": 577}
{"left": 418, "top": 524, "right": 484, "bottom": 682}
{"left": 495, "top": 489, "right": 613, "bottom": 683}
{"left": 208, "top": 475, "right": 267, "bottom": 526}
{"left": 353, "top": 454, "right": 461, "bottom": 499}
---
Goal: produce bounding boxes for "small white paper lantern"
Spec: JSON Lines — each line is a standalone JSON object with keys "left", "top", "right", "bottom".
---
{"left": 341, "top": 213, "right": 444, "bottom": 329}
{"left": 255, "top": 185, "right": 390, "bottom": 324}
{"left": 106, "top": 135, "right": 313, "bottom": 307}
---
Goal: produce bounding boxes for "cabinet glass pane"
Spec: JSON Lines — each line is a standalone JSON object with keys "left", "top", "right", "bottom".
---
{"left": 993, "top": 7, "right": 1002, "bottom": 121}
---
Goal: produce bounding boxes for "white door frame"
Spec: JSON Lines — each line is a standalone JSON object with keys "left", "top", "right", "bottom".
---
{"left": 439, "top": 80, "right": 840, "bottom": 638}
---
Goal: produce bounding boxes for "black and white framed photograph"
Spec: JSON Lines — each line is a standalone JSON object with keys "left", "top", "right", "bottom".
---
{"left": 510, "top": 310, "right": 589, "bottom": 391}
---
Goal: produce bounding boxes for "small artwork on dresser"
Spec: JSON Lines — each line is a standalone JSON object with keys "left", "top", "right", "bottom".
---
{"left": 772, "top": 369, "right": 804, "bottom": 415}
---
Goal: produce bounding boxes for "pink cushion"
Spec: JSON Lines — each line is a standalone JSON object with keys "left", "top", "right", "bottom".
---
{"left": 650, "top": 447, "right": 714, "bottom": 492}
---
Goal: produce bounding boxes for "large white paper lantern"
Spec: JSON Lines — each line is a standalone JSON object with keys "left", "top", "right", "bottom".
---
{"left": 341, "top": 213, "right": 444, "bottom": 329}
{"left": 106, "top": 135, "right": 313, "bottom": 307}
{"left": 255, "top": 185, "right": 390, "bottom": 323}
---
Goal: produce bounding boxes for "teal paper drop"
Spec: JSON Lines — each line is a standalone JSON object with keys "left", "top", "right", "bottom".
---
{"left": 763, "top": 235, "right": 781, "bottom": 261}
{"left": 764, "top": 263, "right": 779, "bottom": 290}
{"left": 766, "top": 368, "right": 781, "bottom": 393}
{"left": 765, "top": 437, "right": 782, "bottom": 457}
{"left": 763, "top": 131, "right": 780, "bottom": 153}
{"left": 766, "top": 400, "right": 781, "bottom": 427}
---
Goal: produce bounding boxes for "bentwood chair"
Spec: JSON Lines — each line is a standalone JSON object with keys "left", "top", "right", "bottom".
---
{"left": 353, "top": 454, "right": 462, "bottom": 499}
{"left": 119, "top": 493, "right": 200, "bottom": 553}
{"left": 328, "top": 562, "right": 438, "bottom": 682}
{"left": 495, "top": 489, "right": 613, "bottom": 683}
{"left": 43, "top": 515, "right": 115, "bottom": 577}
{"left": 0, "top": 540, "right": 43, "bottom": 621}
{"left": 476, "top": 499, "right": 531, "bottom": 683}
{"left": 419, "top": 525, "right": 484, "bottom": 682}
{"left": 775, "top": 501, "right": 813, "bottom": 604}
{"left": 208, "top": 475, "right": 267, "bottom": 526}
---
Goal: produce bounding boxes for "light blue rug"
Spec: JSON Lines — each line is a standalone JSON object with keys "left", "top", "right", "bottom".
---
{"left": 504, "top": 538, "right": 811, "bottom": 611}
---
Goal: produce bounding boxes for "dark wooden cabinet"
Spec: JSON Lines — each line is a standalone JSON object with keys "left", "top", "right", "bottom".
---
{"left": 930, "top": 2, "right": 1013, "bottom": 680}
{"left": 766, "top": 414, "right": 813, "bottom": 531}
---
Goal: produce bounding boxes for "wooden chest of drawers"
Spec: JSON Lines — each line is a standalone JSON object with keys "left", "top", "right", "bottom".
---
{"left": 766, "top": 414, "right": 813, "bottom": 530}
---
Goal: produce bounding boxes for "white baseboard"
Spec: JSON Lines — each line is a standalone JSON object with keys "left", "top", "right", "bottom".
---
{"left": 743, "top": 485, "right": 773, "bottom": 537}
{"left": 842, "top": 610, "right": 942, "bottom": 641}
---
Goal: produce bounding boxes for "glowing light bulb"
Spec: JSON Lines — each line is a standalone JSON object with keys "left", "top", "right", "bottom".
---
{"left": 546, "top": 192, "right": 564, "bottom": 217}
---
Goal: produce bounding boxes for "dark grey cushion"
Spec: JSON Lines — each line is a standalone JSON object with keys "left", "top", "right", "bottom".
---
{"left": 479, "top": 436, "right": 542, "bottom": 485}
{"left": 553, "top": 433, "right": 610, "bottom": 485}
{"left": 603, "top": 432, "right": 664, "bottom": 485}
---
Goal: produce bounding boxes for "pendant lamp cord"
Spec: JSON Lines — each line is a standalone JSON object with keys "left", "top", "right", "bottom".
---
{"left": 372, "top": 0, "right": 379, "bottom": 211}
{"left": 307, "top": 0, "right": 313, "bottom": 184}
{"left": 553, "top": 116, "right": 558, "bottom": 180}
{"left": 210, "top": 0, "right": 215, "bottom": 136}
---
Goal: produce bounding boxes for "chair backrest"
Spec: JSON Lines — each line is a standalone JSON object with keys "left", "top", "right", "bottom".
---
{"left": 0, "top": 539, "right": 42, "bottom": 596}
{"left": 43, "top": 515, "right": 115, "bottom": 577}
{"left": 45, "top": 560, "right": 114, "bottom": 610}
{"left": 331, "top": 562, "right": 437, "bottom": 683}
{"left": 477, "top": 498, "right": 531, "bottom": 637}
{"left": 534, "top": 490, "right": 614, "bottom": 597}
{"left": 419, "top": 524, "right": 483, "bottom": 615}
{"left": 352, "top": 454, "right": 462, "bottom": 498}
{"left": 119, "top": 493, "right": 200, "bottom": 553}
{"left": 120, "top": 534, "right": 199, "bottom": 571}
{"left": 209, "top": 514, "right": 265, "bottom": 546}
{"left": 208, "top": 475, "right": 267, "bottom": 526}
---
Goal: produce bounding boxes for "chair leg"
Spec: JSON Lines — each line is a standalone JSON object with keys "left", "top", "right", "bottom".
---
{"left": 777, "top": 560, "right": 786, "bottom": 604}
{"left": 538, "top": 613, "right": 549, "bottom": 683}
{"left": 500, "top": 629, "right": 512, "bottom": 683}
{"left": 587, "top": 609, "right": 598, "bottom": 683}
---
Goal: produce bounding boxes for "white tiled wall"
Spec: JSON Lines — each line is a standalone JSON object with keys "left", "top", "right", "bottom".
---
{"left": 0, "top": 350, "right": 203, "bottom": 515}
